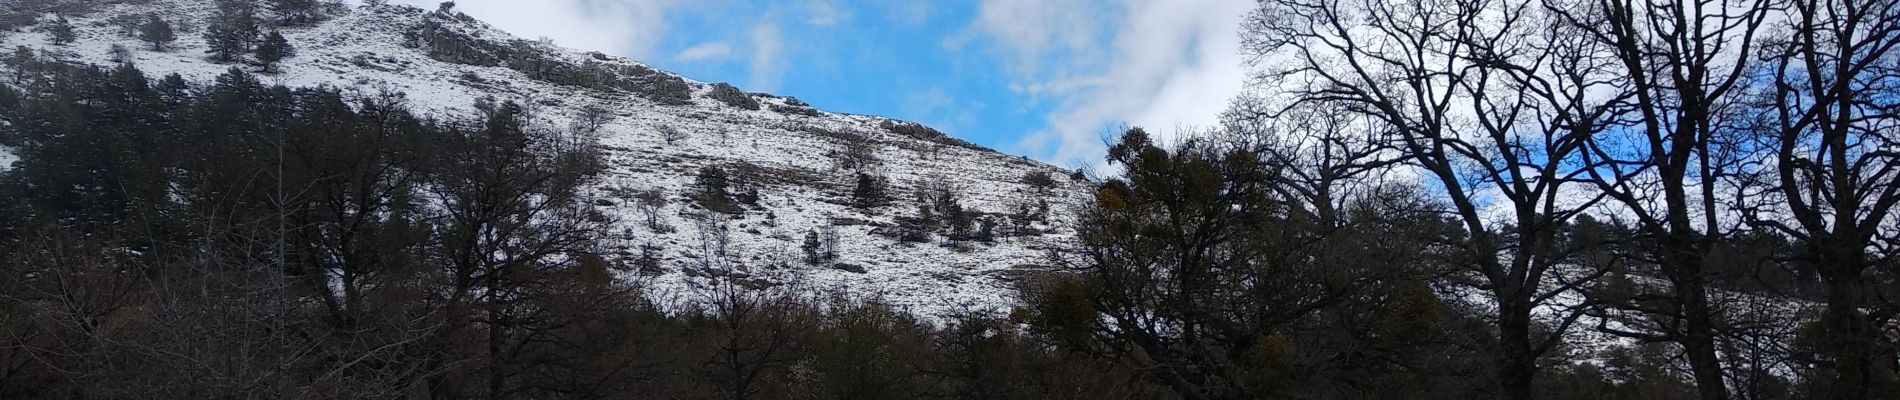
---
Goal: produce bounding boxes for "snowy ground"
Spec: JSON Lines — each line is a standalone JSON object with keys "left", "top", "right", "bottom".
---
{"left": 0, "top": 145, "right": 16, "bottom": 172}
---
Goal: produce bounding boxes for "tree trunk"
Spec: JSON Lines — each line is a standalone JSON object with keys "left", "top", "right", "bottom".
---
{"left": 1496, "top": 295, "right": 1537, "bottom": 400}
{"left": 1675, "top": 268, "right": 1729, "bottom": 400}
{"left": 1818, "top": 243, "right": 1874, "bottom": 400}
{"left": 487, "top": 281, "right": 506, "bottom": 400}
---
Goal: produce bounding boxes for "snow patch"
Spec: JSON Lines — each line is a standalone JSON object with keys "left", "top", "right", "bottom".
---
{"left": 0, "top": 145, "right": 16, "bottom": 172}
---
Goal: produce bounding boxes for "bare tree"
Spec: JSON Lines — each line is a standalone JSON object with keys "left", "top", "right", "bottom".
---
{"left": 634, "top": 187, "right": 670, "bottom": 232}
{"left": 277, "top": 90, "right": 444, "bottom": 398}
{"left": 695, "top": 280, "right": 815, "bottom": 400}
{"left": 426, "top": 100, "right": 606, "bottom": 399}
{"left": 1743, "top": 0, "right": 1900, "bottom": 396}
{"left": 1531, "top": 0, "right": 1775, "bottom": 397}
{"left": 836, "top": 134, "right": 880, "bottom": 172}
{"left": 570, "top": 103, "right": 613, "bottom": 137}
{"left": 1243, "top": 0, "right": 1616, "bottom": 397}
{"left": 693, "top": 211, "right": 734, "bottom": 268}
{"left": 660, "top": 125, "right": 687, "bottom": 145}
{"left": 1222, "top": 95, "right": 1407, "bottom": 226}
{"left": 0, "top": 228, "right": 147, "bottom": 398}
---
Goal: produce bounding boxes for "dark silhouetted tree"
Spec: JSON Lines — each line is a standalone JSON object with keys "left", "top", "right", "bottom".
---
{"left": 254, "top": 30, "right": 292, "bottom": 72}
{"left": 851, "top": 173, "right": 888, "bottom": 209}
{"left": 204, "top": 0, "right": 260, "bottom": 63}
{"left": 45, "top": 16, "right": 74, "bottom": 45}
{"left": 139, "top": 15, "right": 176, "bottom": 51}
{"left": 694, "top": 166, "right": 740, "bottom": 214}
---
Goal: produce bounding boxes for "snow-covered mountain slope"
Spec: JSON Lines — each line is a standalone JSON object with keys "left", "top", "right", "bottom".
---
{"left": 0, "top": 0, "right": 1091, "bottom": 317}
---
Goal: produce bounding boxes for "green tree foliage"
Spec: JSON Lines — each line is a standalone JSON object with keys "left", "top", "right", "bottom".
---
{"left": 204, "top": 0, "right": 260, "bottom": 63}
{"left": 851, "top": 172, "right": 888, "bottom": 209}
{"left": 138, "top": 15, "right": 176, "bottom": 51}
{"left": 4, "top": 62, "right": 176, "bottom": 234}
{"left": 1021, "top": 170, "right": 1056, "bottom": 194}
{"left": 44, "top": 16, "right": 74, "bottom": 45}
{"left": 694, "top": 165, "right": 742, "bottom": 214}
{"left": 1019, "top": 128, "right": 1473, "bottom": 400}
{"left": 254, "top": 30, "right": 293, "bottom": 72}
{"left": 265, "top": 0, "right": 322, "bottom": 26}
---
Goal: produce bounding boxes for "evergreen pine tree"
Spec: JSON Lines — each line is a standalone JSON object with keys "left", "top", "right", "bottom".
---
{"left": 46, "top": 16, "right": 75, "bottom": 46}
{"left": 204, "top": 0, "right": 260, "bottom": 63}
{"left": 254, "top": 31, "right": 292, "bottom": 72}
{"left": 851, "top": 173, "right": 888, "bottom": 209}
{"left": 5, "top": 47, "right": 34, "bottom": 84}
{"left": 693, "top": 166, "right": 739, "bottom": 213}
{"left": 977, "top": 217, "right": 995, "bottom": 243}
{"left": 1022, "top": 171, "right": 1056, "bottom": 194}
{"left": 266, "top": 0, "right": 322, "bottom": 26}
{"left": 139, "top": 15, "right": 176, "bottom": 51}
{"left": 109, "top": 44, "right": 132, "bottom": 64}
{"left": 802, "top": 231, "right": 825, "bottom": 265}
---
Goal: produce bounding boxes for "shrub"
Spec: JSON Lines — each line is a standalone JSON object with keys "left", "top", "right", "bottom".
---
{"left": 634, "top": 243, "right": 664, "bottom": 275}
{"left": 1022, "top": 171, "right": 1056, "bottom": 193}
{"left": 254, "top": 30, "right": 294, "bottom": 72}
{"left": 802, "top": 228, "right": 838, "bottom": 265}
{"left": 108, "top": 44, "right": 132, "bottom": 64}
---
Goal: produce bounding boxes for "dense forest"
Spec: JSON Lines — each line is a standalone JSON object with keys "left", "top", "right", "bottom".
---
{"left": 0, "top": 0, "right": 1897, "bottom": 399}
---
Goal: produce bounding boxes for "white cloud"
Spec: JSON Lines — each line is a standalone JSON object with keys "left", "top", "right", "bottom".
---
{"left": 875, "top": 0, "right": 930, "bottom": 26}
{"left": 674, "top": 42, "right": 734, "bottom": 62}
{"left": 747, "top": 22, "right": 786, "bottom": 91}
{"left": 387, "top": 0, "right": 677, "bottom": 59}
{"left": 805, "top": 0, "right": 851, "bottom": 26}
{"left": 951, "top": 0, "right": 1105, "bottom": 77}
{"left": 967, "top": 0, "right": 1254, "bottom": 168}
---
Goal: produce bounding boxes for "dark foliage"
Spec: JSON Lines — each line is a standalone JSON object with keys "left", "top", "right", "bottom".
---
{"left": 851, "top": 172, "right": 889, "bottom": 209}
{"left": 138, "top": 15, "right": 175, "bottom": 51}
{"left": 694, "top": 166, "right": 743, "bottom": 214}
{"left": 253, "top": 30, "right": 292, "bottom": 72}
{"left": 44, "top": 16, "right": 74, "bottom": 45}
{"left": 204, "top": 0, "right": 260, "bottom": 63}
{"left": 265, "top": 0, "right": 324, "bottom": 26}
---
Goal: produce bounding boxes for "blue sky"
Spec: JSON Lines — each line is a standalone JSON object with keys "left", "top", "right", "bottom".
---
{"left": 392, "top": 0, "right": 1254, "bottom": 168}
